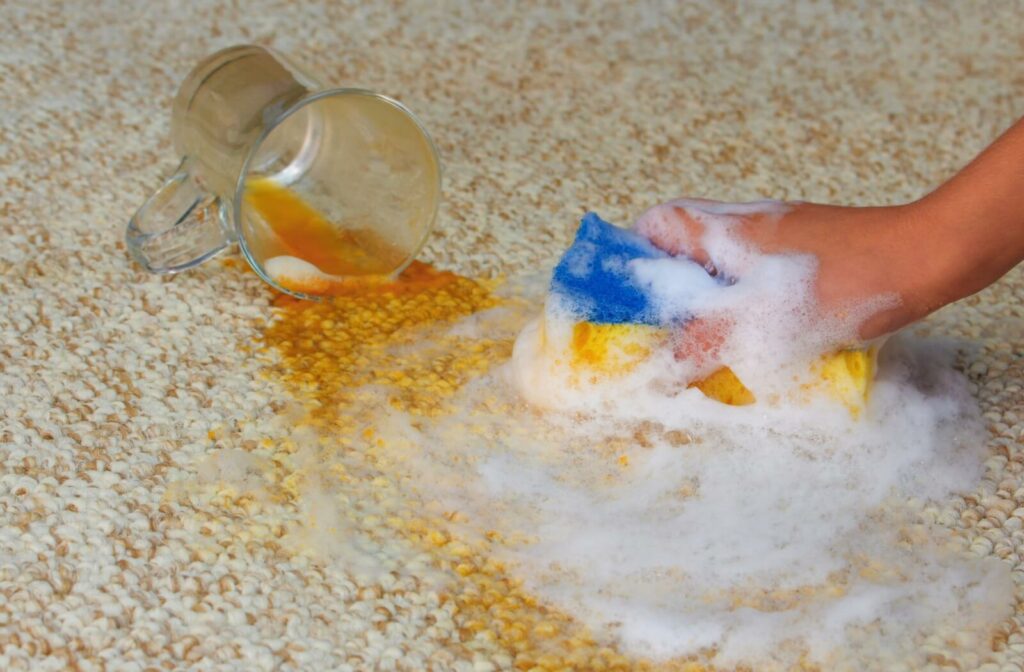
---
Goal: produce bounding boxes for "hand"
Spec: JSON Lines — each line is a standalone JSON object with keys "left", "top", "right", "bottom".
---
{"left": 634, "top": 199, "right": 944, "bottom": 348}
{"left": 634, "top": 117, "right": 1024, "bottom": 368}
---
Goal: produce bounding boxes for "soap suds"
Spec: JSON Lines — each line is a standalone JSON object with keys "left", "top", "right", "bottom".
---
{"left": 257, "top": 209, "right": 1011, "bottom": 668}
{"left": 350, "top": 207, "right": 1010, "bottom": 668}
{"left": 370, "top": 306, "right": 1012, "bottom": 669}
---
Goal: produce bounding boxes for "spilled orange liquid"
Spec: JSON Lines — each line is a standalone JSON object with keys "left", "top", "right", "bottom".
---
{"left": 244, "top": 178, "right": 407, "bottom": 281}
{"left": 258, "top": 266, "right": 716, "bottom": 671}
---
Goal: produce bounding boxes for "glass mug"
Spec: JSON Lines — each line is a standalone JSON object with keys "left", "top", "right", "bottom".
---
{"left": 126, "top": 44, "right": 441, "bottom": 298}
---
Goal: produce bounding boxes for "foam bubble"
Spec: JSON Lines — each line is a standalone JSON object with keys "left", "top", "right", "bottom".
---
{"left": 374, "top": 314, "right": 1012, "bottom": 668}
{"left": 364, "top": 202, "right": 1009, "bottom": 667}
{"left": 262, "top": 205, "right": 1010, "bottom": 667}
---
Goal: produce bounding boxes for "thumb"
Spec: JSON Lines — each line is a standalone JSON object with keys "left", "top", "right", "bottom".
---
{"left": 635, "top": 200, "right": 715, "bottom": 268}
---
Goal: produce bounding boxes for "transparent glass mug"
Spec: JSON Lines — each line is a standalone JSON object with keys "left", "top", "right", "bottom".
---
{"left": 126, "top": 44, "right": 441, "bottom": 299}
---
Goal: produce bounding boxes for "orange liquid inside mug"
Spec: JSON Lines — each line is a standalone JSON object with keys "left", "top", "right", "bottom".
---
{"left": 126, "top": 45, "right": 441, "bottom": 298}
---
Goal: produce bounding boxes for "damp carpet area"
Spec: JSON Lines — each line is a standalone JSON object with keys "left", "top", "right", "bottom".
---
{"left": 2, "top": 1, "right": 1024, "bottom": 671}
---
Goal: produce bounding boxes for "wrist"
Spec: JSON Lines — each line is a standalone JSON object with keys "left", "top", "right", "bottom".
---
{"left": 908, "top": 117, "right": 1024, "bottom": 306}
{"left": 886, "top": 197, "right": 971, "bottom": 316}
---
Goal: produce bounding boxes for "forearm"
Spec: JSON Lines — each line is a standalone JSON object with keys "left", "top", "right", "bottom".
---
{"left": 913, "top": 117, "right": 1024, "bottom": 305}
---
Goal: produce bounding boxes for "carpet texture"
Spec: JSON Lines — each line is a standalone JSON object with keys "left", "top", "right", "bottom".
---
{"left": 1, "top": 1, "right": 1023, "bottom": 670}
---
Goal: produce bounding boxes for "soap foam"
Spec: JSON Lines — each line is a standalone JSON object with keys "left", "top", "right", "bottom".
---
{"left": 353, "top": 204, "right": 1011, "bottom": 668}
{"left": 268, "top": 206, "right": 1009, "bottom": 667}
{"left": 370, "top": 309, "right": 1012, "bottom": 668}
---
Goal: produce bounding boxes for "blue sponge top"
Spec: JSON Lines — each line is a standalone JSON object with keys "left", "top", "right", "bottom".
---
{"left": 550, "top": 212, "right": 669, "bottom": 325}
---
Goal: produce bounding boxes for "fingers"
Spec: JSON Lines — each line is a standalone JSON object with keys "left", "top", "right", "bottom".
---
{"left": 635, "top": 200, "right": 742, "bottom": 370}
{"left": 634, "top": 202, "right": 712, "bottom": 268}
{"left": 673, "top": 314, "right": 732, "bottom": 374}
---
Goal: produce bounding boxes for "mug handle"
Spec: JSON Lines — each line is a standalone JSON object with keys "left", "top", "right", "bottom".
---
{"left": 126, "top": 158, "right": 236, "bottom": 274}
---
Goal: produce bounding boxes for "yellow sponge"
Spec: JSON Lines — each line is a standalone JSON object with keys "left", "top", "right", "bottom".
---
{"left": 690, "top": 367, "right": 756, "bottom": 406}
{"left": 808, "top": 348, "right": 877, "bottom": 417}
{"left": 564, "top": 322, "right": 876, "bottom": 415}
{"left": 569, "top": 322, "right": 662, "bottom": 374}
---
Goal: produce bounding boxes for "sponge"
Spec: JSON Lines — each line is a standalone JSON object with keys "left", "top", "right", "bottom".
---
{"left": 544, "top": 213, "right": 875, "bottom": 413}
{"left": 550, "top": 212, "right": 671, "bottom": 325}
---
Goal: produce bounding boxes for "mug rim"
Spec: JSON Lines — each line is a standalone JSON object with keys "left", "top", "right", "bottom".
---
{"left": 233, "top": 87, "right": 443, "bottom": 301}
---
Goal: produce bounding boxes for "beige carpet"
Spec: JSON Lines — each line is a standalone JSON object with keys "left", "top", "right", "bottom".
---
{"left": 2, "top": 1, "right": 1023, "bottom": 669}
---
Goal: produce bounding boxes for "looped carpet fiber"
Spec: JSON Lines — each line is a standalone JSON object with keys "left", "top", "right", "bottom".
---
{"left": 1, "top": 1, "right": 1022, "bottom": 669}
